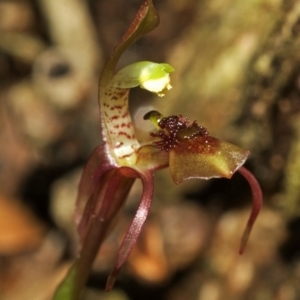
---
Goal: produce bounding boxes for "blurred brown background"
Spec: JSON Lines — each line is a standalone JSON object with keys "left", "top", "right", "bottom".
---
{"left": 1, "top": 0, "right": 300, "bottom": 299}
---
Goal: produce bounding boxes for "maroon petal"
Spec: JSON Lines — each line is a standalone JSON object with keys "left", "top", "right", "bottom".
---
{"left": 75, "top": 144, "right": 118, "bottom": 227}
{"left": 105, "top": 171, "right": 154, "bottom": 292}
{"left": 73, "top": 169, "right": 136, "bottom": 297}
{"left": 78, "top": 168, "right": 134, "bottom": 244}
{"left": 238, "top": 166, "right": 263, "bottom": 254}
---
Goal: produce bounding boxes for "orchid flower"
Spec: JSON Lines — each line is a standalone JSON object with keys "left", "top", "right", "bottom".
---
{"left": 53, "top": 1, "right": 262, "bottom": 299}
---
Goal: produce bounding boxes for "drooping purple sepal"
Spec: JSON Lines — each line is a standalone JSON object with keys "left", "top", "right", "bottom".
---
{"left": 105, "top": 170, "right": 154, "bottom": 291}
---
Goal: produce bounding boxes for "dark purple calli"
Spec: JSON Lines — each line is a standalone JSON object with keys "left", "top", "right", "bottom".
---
{"left": 53, "top": 1, "right": 262, "bottom": 299}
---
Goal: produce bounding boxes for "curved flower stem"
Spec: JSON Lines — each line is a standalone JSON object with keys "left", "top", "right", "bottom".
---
{"left": 105, "top": 171, "right": 154, "bottom": 292}
{"left": 238, "top": 166, "right": 263, "bottom": 254}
